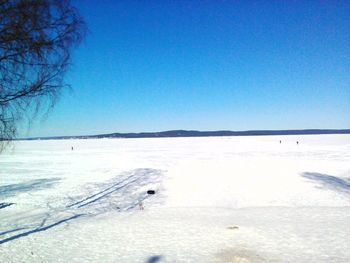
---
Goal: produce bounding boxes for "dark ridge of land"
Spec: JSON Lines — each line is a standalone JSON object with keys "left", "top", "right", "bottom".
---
{"left": 23, "top": 129, "right": 350, "bottom": 140}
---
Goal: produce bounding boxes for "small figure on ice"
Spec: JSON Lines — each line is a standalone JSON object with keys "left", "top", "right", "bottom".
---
{"left": 296, "top": 141, "right": 299, "bottom": 145}
{"left": 139, "top": 201, "right": 144, "bottom": 210}
{"left": 71, "top": 146, "right": 74, "bottom": 151}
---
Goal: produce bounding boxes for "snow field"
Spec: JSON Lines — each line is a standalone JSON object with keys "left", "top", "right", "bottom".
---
{"left": 0, "top": 134, "right": 350, "bottom": 262}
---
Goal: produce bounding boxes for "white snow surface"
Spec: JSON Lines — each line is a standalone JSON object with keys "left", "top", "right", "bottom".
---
{"left": 0, "top": 134, "right": 350, "bottom": 262}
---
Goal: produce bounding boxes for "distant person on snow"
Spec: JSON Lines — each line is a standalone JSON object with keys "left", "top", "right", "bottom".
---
{"left": 296, "top": 141, "right": 299, "bottom": 145}
{"left": 139, "top": 201, "right": 144, "bottom": 210}
{"left": 71, "top": 146, "right": 74, "bottom": 151}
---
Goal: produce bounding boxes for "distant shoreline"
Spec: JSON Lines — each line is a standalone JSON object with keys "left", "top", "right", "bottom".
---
{"left": 20, "top": 129, "right": 350, "bottom": 141}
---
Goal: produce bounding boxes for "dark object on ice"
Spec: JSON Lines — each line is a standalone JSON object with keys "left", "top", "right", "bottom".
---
{"left": 147, "top": 255, "right": 163, "bottom": 263}
{"left": 296, "top": 141, "right": 299, "bottom": 145}
{"left": 71, "top": 146, "right": 74, "bottom": 150}
{"left": 0, "top": 202, "right": 14, "bottom": 209}
{"left": 279, "top": 140, "right": 281, "bottom": 144}
{"left": 147, "top": 190, "right": 155, "bottom": 195}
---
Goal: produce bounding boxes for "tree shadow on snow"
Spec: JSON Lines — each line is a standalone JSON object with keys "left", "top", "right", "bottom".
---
{"left": 0, "top": 227, "right": 27, "bottom": 237}
{"left": 0, "top": 202, "right": 14, "bottom": 209}
{"left": 0, "top": 178, "right": 61, "bottom": 198}
{"left": 301, "top": 172, "right": 350, "bottom": 194}
{"left": 0, "top": 168, "right": 164, "bottom": 245}
{"left": 0, "top": 214, "right": 84, "bottom": 245}
{"left": 66, "top": 168, "right": 165, "bottom": 212}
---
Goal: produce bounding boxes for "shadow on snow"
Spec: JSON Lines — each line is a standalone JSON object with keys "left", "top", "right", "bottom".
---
{"left": 0, "top": 202, "right": 14, "bottom": 209}
{"left": 0, "top": 168, "right": 164, "bottom": 245}
{"left": 0, "top": 214, "right": 84, "bottom": 245}
{"left": 301, "top": 172, "right": 350, "bottom": 194}
{"left": 0, "top": 178, "right": 61, "bottom": 198}
{"left": 66, "top": 168, "right": 164, "bottom": 211}
{"left": 0, "top": 227, "right": 27, "bottom": 237}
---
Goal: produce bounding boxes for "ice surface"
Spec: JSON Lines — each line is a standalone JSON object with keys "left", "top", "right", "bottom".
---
{"left": 0, "top": 135, "right": 350, "bottom": 262}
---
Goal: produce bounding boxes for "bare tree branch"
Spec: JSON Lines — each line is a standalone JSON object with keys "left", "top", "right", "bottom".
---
{"left": 0, "top": 0, "right": 85, "bottom": 148}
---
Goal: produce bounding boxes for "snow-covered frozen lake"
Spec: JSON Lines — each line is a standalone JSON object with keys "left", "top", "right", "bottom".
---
{"left": 1, "top": 135, "right": 350, "bottom": 262}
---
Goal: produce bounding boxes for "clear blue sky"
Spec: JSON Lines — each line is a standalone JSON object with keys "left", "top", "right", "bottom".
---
{"left": 26, "top": 1, "right": 349, "bottom": 137}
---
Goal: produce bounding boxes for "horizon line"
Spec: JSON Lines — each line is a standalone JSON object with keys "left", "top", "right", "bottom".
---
{"left": 19, "top": 128, "right": 350, "bottom": 141}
